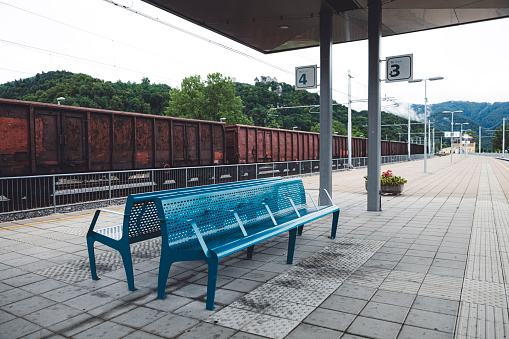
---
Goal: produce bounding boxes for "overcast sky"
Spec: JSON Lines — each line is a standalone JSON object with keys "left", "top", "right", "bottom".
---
{"left": 1, "top": 0, "right": 509, "bottom": 115}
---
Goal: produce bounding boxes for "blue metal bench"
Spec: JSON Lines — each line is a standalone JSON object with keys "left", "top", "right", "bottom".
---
{"left": 86, "top": 178, "right": 282, "bottom": 291}
{"left": 155, "top": 178, "right": 339, "bottom": 310}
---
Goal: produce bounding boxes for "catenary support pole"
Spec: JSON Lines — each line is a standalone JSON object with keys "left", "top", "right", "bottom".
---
{"left": 348, "top": 70, "right": 353, "bottom": 168}
{"left": 319, "top": 9, "right": 333, "bottom": 206}
{"left": 367, "top": 0, "right": 382, "bottom": 211}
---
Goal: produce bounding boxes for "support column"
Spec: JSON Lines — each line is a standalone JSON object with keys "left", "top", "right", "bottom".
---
{"left": 319, "top": 9, "right": 333, "bottom": 206}
{"left": 367, "top": 0, "right": 382, "bottom": 211}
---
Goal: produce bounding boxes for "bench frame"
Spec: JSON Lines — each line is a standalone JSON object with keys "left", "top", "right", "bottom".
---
{"left": 86, "top": 178, "right": 282, "bottom": 291}
{"left": 155, "top": 178, "right": 340, "bottom": 310}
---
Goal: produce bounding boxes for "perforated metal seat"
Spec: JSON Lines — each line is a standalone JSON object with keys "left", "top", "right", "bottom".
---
{"left": 86, "top": 177, "right": 282, "bottom": 291}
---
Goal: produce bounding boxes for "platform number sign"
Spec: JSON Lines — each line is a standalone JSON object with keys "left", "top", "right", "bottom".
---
{"left": 295, "top": 65, "right": 317, "bottom": 90}
{"left": 386, "top": 54, "right": 413, "bottom": 83}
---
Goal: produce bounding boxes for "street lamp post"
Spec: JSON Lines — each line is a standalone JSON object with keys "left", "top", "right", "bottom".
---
{"left": 443, "top": 111, "right": 463, "bottom": 163}
{"left": 409, "top": 77, "right": 444, "bottom": 173}
{"left": 455, "top": 122, "right": 469, "bottom": 159}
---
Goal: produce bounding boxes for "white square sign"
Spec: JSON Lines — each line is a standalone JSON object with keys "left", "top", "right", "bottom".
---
{"left": 295, "top": 65, "right": 317, "bottom": 90}
{"left": 386, "top": 54, "right": 413, "bottom": 83}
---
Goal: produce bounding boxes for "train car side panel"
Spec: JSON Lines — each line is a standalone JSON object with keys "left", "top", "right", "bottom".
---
{"left": 0, "top": 103, "right": 30, "bottom": 176}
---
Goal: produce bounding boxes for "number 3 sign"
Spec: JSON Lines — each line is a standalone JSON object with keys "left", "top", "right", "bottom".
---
{"left": 386, "top": 54, "right": 413, "bottom": 83}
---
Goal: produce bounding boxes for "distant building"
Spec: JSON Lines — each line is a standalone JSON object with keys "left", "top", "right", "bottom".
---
{"left": 255, "top": 76, "right": 282, "bottom": 96}
{"left": 440, "top": 134, "right": 476, "bottom": 154}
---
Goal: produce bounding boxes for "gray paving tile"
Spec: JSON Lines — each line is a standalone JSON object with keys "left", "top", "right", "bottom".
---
{"left": 398, "top": 325, "right": 453, "bottom": 338}
{"left": 174, "top": 300, "right": 224, "bottom": 320}
{"left": 145, "top": 295, "right": 193, "bottom": 312}
{"left": 303, "top": 308, "right": 356, "bottom": 331}
{"left": 73, "top": 321, "right": 135, "bottom": 339}
{"left": 2, "top": 295, "right": 56, "bottom": 316}
{"left": 24, "top": 303, "right": 84, "bottom": 327}
{"left": 0, "top": 317, "right": 44, "bottom": 338}
{"left": 286, "top": 323, "right": 343, "bottom": 339}
{"left": 229, "top": 332, "right": 267, "bottom": 339}
{"left": 412, "top": 296, "right": 459, "bottom": 316}
{"left": 321, "top": 295, "right": 368, "bottom": 315}
{"left": 0, "top": 288, "right": 34, "bottom": 307}
{"left": 222, "top": 278, "right": 263, "bottom": 293}
{"left": 123, "top": 330, "right": 165, "bottom": 339}
{"left": 111, "top": 306, "right": 166, "bottom": 328}
{"left": 241, "top": 270, "right": 280, "bottom": 282}
{"left": 213, "top": 288, "right": 245, "bottom": 305}
{"left": 62, "top": 291, "right": 118, "bottom": 312}
{"left": 394, "top": 262, "right": 430, "bottom": 274}
{"left": 0, "top": 309, "right": 16, "bottom": 324}
{"left": 371, "top": 290, "right": 415, "bottom": 308}
{"left": 173, "top": 283, "right": 207, "bottom": 298}
{"left": 360, "top": 301, "right": 408, "bottom": 323}
{"left": 405, "top": 308, "right": 456, "bottom": 333}
{"left": 2, "top": 272, "right": 47, "bottom": 287}
{"left": 333, "top": 283, "right": 377, "bottom": 300}
{"left": 428, "top": 265, "right": 465, "bottom": 278}
{"left": 141, "top": 314, "right": 200, "bottom": 337}
{"left": 347, "top": 316, "right": 401, "bottom": 339}
{"left": 175, "top": 322, "right": 236, "bottom": 339}
{"left": 42, "top": 285, "right": 92, "bottom": 302}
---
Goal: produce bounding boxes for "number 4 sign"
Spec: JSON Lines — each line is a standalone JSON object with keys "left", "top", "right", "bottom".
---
{"left": 295, "top": 65, "right": 317, "bottom": 90}
{"left": 385, "top": 54, "right": 413, "bottom": 83}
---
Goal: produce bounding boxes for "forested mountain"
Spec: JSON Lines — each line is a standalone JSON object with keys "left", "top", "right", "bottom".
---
{"left": 408, "top": 101, "right": 509, "bottom": 151}
{"left": 0, "top": 71, "right": 172, "bottom": 115}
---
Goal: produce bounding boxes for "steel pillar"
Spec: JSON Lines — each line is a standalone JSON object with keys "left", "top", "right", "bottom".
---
{"left": 367, "top": 0, "right": 382, "bottom": 211}
{"left": 319, "top": 9, "right": 333, "bottom": 206}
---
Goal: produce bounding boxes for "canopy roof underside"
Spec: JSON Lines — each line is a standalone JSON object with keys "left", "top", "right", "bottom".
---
{"left": 142, "top": 0, "right": 509, "bottom": 54}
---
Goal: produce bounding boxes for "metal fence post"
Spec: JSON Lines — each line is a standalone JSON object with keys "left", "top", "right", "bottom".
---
{"left": 186, "top": 168, "right": 188, "bottom": 188}
{"left": 237, "top": 165, "right": 239, "bottom": 182}
{"left": 52, "top": 176, "right": 57, "bottom": 213}
{"left": 272, "top": 163, "right": 275, "bottom": 177}
{"left": 109, "top": 172, "right": 112, "bottom": 205}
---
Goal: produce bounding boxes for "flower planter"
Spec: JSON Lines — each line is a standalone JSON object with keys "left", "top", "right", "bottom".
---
{"left": 365, "top": 181, "right": 405, "bottom": 195}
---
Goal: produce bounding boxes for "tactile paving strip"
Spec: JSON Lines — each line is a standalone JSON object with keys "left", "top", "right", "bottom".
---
{"left": 455, "top": 161, "right": 509, "bottom": 338}
{"left": 35, "top": 238, "right": 161, "bottom": 283}
{"left": 207, "top": 238, "right": 384, "bottom": 339}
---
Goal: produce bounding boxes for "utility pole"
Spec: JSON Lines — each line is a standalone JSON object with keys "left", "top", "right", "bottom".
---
{"left": 348, "top": 70, "right": 352, "bottom": 168}
{"left": 407, "top": 106, "right": 411, "bottom": 160}
{"left": 503, "top": 117, "right": 506, "bottom": 157}
{"left": 479, "top": 126, "right": 481, "bottom": 154}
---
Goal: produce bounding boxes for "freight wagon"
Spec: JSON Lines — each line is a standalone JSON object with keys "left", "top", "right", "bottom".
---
{"left": 0, "top": 98, "right": 225, "bottom": 178}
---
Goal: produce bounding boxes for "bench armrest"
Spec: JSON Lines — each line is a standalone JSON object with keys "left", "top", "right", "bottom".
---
{"left": 190, "top": 220, "right": 211, "bottom": 258}
{"left": 97, "top": 209, "right": 125, "bottom": 216}
{"left": 305, "top": 188, "right": 334, "bottom": 205}
{"left": 87, "top": 209, "right": 125, "bottom": 235}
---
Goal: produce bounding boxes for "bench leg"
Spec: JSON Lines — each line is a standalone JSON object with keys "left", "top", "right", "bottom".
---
{"left": 330, "top": 210, "right": 339, "bottom": 239}
{"left": 157, "top": 257, "right": 173, "bottom": 300}
{"left": 297, "top": 225, "right": 304, "bottom": 236}
{"left": 287, "top": 228, "right": 298, "bottom": 264}
{"left": 86, "top": 236, "right": 99, "bottom": 281}
{"left": 246, "top": 245, "right": 255, "bottom": 259}
{"left": 120, "top": 249, "right": 137, "bottom": 291}
{"left": 205, "top": 259, "right": 219, "bottom": 311}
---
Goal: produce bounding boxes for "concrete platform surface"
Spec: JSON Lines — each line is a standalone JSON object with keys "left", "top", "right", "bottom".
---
{"left": 1, "top": 155, "right": 509, "bottom": 339}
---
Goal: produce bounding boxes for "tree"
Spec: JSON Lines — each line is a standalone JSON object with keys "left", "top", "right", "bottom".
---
{"left": 165, "top": 73, "right": 251, "bottom": 124}
{"left": 492, "top": 124, "right": 509, "bottom": 152}
{"left": 311, "top": 120, "right": 347, "bottom": 135}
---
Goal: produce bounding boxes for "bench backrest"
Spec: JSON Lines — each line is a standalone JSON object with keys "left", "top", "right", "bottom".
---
{"left": 156, "top": 178, "right": 306, "bottom": 251}
{"left": 122, "top": 178, "right": 282, "bottom": 241}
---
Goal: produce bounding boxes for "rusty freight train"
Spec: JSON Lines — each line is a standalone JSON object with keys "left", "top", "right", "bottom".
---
{"left": 0, "top": 98, "right": 423, "bottom": 177}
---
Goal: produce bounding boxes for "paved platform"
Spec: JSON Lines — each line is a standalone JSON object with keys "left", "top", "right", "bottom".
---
{"left": 1, "top": 155, "right": 509, "bottom": 339}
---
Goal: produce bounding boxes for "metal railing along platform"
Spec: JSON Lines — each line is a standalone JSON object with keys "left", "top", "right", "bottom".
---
{"left": 0, "top": 155, "right": 422, "bottom": 216}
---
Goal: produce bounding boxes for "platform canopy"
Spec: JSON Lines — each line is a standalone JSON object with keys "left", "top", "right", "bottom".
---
{"left": 142, "top": 0, "right": 509, "bottom": 54}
